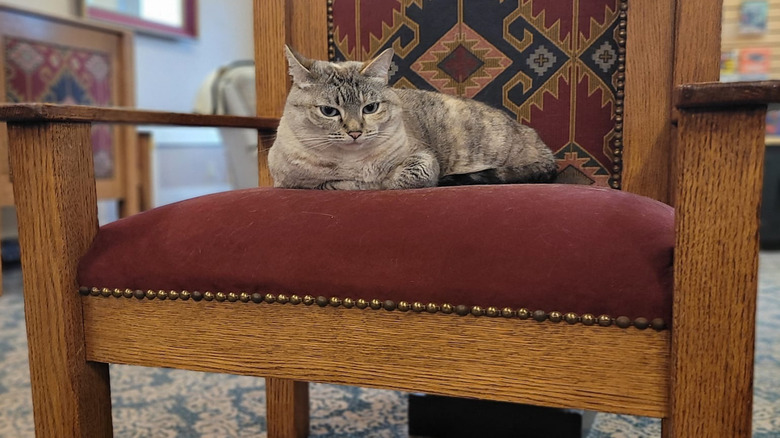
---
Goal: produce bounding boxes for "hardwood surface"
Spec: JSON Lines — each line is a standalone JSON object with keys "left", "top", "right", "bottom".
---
{"left": 266, "top": 378, "right": 310, "bottom": 438}
{"left": 0, "top": 103, "right": 279, "bottom": 129}
{"left": 671, "top": 107, "right": 765, "bottom": 437}
{"left": 7, "top": 122, "right": 113, "bottom": 437}
{"left": 676, "top": 81, "right": 780, "bottom": 108}
{"left": 82, "top": 297, "right": 671, "bottom": 418}
{"left": 622, "top": 0, "right": 676, "bottom": 204}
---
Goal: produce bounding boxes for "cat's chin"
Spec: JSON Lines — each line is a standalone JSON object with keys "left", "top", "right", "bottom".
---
{"left": 336, "top": 141, "right": 370, "bottom": 152}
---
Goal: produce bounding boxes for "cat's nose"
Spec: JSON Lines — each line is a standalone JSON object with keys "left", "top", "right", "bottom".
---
{"left": 348, "top": 131, "right": 362, "bottom": 139}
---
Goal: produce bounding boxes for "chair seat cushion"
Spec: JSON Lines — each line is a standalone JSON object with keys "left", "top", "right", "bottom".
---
{"left": 78, "top": 184, "right": 674, "bottom": 325}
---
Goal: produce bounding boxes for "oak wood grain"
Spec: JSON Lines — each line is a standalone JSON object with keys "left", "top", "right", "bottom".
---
{"left": 267, "top": 378, "right": 309, "bottom": 438}
{"left": 673, "top": 0, "right": 723, "bottom": 92}
{"left": 0, "top": 103, "right": 279, "bottom": 129}
{"left": 8, "top": 122, "right": 112, "bottom": 437}
{"left": 82, "top": 297, "right": 671, "bottom": 418}
{"left": 671, "top": 107, "right": 764, "bottom": 437}
{"left": 676, "top": 81, "right": 780, "bottom": 108}
{"left": 622, "top": 0, "right": 675, "bottom": 203}
{"left": 254, "top": 0, "right": 288, "bottom": 119}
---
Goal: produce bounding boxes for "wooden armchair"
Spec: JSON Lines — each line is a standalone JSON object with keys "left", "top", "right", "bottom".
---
{"left": 1, "top": 0, "right": 773, "bottom": 437}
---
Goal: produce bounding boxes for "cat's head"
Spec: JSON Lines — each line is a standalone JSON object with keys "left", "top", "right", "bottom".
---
{"left": 282, "top": 46, "right": 401, "bottom": 151}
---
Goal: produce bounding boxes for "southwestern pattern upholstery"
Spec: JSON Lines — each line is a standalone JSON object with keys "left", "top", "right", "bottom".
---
{"left": 4, "top": 37, "right": 114, "bottom": 178}
{"left": 329, "top": 0, "right": 626, "bottom": 188}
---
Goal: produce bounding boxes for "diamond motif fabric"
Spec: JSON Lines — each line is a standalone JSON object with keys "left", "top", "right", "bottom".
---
{"left": 4, "top": 37, "right": 115, "bottom": 178}
{"left": 331, "top": 0, "right": 625, "bottom": 187}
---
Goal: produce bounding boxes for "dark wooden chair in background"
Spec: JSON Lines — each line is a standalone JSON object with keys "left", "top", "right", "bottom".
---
{"left": 0, "top": 4, "right": 149, "bottom": 294}
{"left": 0, "top": 0, "right": 773, "bottom": 437}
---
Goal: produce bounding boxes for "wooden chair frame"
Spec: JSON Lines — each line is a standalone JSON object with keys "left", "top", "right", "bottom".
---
{"left": 0, "top": 1, "right": 772, "bottom": 437}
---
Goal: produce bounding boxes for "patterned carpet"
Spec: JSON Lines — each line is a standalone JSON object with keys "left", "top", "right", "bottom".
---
{"left": 1, "top": 253, "right": 778, "bottom": 437}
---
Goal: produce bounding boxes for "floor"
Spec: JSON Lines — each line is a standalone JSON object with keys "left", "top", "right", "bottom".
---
{"left": 1, "top": 253, "right": 778, "bottom": 437}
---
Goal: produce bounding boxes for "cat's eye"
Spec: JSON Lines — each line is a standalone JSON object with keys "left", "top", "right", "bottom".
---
{"left": 319, "top": 106, "right": 340, "bottom": 117}
{"left": 362, "top": 102, "right": 380, "bottom": 114}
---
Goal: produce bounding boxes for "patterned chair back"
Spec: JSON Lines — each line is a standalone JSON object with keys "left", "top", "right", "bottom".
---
{"left": 329, "top": 0, "right": 626, "bottom": 188}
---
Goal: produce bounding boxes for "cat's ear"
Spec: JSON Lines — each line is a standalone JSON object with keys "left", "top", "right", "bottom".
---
{"left": 284, "top": 45, "right": 314, "bottom": 87}
{"left": 361, "top": 48, "right": 394, "bottom": 84}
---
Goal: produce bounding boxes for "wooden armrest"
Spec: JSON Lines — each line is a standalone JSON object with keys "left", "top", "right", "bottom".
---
{"left": 0, "top": 103, "right": 279, "bottom": 130}
{"left": 676, "top": 80, "right": 780, "bottom": 109}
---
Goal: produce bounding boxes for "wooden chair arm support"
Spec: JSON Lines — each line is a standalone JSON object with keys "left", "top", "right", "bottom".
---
{"left": 0, "top": 103, "right": 279, "bottom": 130}
{"left": 676, "top": 80, "right": 780, "bottom": 109}
{"left": 670, "top": 87, "right": 766, "bottom": 436}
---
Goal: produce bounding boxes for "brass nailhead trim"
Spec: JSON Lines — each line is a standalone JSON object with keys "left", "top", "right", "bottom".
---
{"left": 80, "top": 286, "right": 667, "bottom": 330}
{"left": 611, "top": 0, "right": 628, "bottom": 190}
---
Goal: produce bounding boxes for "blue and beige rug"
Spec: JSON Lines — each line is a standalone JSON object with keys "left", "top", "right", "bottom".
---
{"left": 1, "top": 253, "right": 778, "bottom": 437}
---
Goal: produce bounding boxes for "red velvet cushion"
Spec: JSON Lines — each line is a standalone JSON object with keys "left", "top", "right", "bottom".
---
{"left": 78, "top": 185, "right": 674, "bottom": 321}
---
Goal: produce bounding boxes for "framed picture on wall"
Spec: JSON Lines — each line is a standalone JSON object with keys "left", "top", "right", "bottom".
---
{"left": 739, "top": 0, "right": 769, "bottom": 35}
{"left": 81, "top": 0, "right": 198, "bottom": 39}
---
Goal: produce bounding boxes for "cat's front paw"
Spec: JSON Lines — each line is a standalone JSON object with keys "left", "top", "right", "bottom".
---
{"left": 315, "top": 181, "right": 339, "bottom": 190}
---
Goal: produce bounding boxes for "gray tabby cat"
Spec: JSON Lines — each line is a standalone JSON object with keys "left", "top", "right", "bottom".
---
{"left": 268, "top": 47, "right": 557, "bottom": 190}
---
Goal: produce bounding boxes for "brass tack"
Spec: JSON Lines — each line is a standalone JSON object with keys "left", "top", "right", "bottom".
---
{"left": 441, "top": 303, "right": 454, "bottom": 314}
{"left": 277, "top": 294, "right": 289, "bottom": 304}
{"left": 303, "top": 295, "right": 315, "bottom": 305}
{"left": 426, "top": 303, "right": 439, "bottom": 313}
{"left": 383, "top": 300, "right": 396, "bottom": 311}
{"left": 289, "top": 294, "right": 302, "bottom": 305}
{"left": 315, "top": 296, "right": 328, "bottom": 307}
{"left": 411, "top": 302, "right": 425, "bottom": 312}
{"left": 549, "top": 311, "right": 563, "bottom": 323}
{"left": 370, "top": 299, "right": 382, "bottom": 310}
{"left": 651, "top": 318, "right": 666, "bottom": 330}
{"left": 204, "top": 291, "right": 214, "bottom": 301}
{"left": 79, "top": 286, "right": 90, "bottom": 296}
{"left": 329, "top": 297, "right": 342, "bottom": 307}
{"left": 239, "top": 292, "right": 250, "bottom": 303}
{"left": 564, "top": 312, "right": 579, "bottom": 324}
{"left": 133, "top": 289, "right": 145, "bottom": 299}
{"left": 598, "top": 315, "right": 612, "bottom": 327}
{"left": 192, "top": 291, "right": 204, "bottom": 301}
{"left": 123, "top": 288, "right": 134, "bottom": 298}
{"left": 145, "top": 290, "right": 156, "bottom": 300}
{"left": 214, "top": 292, "right": 225, "bottom": 302}
{"left": 454, "top": 305, "right": 469, "bottom": 316}
{"left": 251, "top": 293, "right": 263, "bottom": 303}
{"left": 90, "top": 287, "right": 101, "bottom": 296}
{"left": 180, "top": 291, "right": 191, "bottom": 301}
{"left": 615, "top": 316, "right": 632, "bottom": 328}
{"left": 517, "top": 308, "right": 530, "bottom": 319}
{"left": 581, "top": 314, "right": 596, "bottom": 326}
{"left": 227, "top": 292, "right": 238, "bottom": 302}
{"left": 169, "top": 291, "right": 180, "bottom": 300}
{"left": 471, "top": 306, "right": 485, "bottom": 317}
{"left": 532, "top": 310, "right": 547, "bottom": 322}
{"left": 157, "top": 290, "right": 168, "bottom": 301}
{"left": 398, "top": 301, "right": 411, "bottom": 312}
{"left": 264, "top": 293, "right": 276, "bottom": 304}
{"left": 355, "top": 298, "right": 368, "bottom": 309}
{"left": 101, "top": 288, "right": 112, "bottom": 297}
{"left": 486, "top": 307, "right": 499, "bottom": 317}
{"left": 342, "top": 297, "right": 354, "bottom": 308}
{"left": 111, "top": 288, "right": 122, "bottom": 298}
{"left": 634, "top": 317, "right": 650, "bottom": 330}
{"left": 501, "top": 307, "right": 514, "bottom": 318}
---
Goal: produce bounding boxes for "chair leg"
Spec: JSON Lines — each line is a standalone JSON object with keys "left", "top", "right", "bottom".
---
{"left": 266, "top": 378, "right": 309, "bottom": 438}
{"left": 669, "top": 107, "right": 763, "bottom": 437}
{"left": 7, "top": 122, "right": 113, "bottom": 437}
